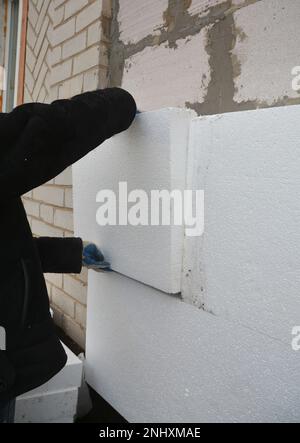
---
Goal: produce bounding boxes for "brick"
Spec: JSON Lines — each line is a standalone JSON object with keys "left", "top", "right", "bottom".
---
{"left": 25, "top": 45, "right": 36, "bottom": 72}
{"left": 58, "top": 77, "right": 79, "bottom": 99}
{"left": 62, "top": 32, "right": 87, "bottom": 59}
{"left": 31, "top": 219, "right": 64, "bottom": 237}
{"left": 49, "top": 85, "right": 59, "bottom": 102}
{"left": 48, "top": 1, "right": 55, "bottom": 24}
{"left": 25, "top": 66, "right": 35, "bottom": 92}
{"left": 28, "top": 1, "right": 39, "bottom": 28}
{"left": 83, "top": 67, "right": 109, "bottom": 91}
{"left": 54, "top": 0, "right": 66, "bottom": 8}
{"left": 83, "top": 67, "right": 100, "bottom": 91}
{"left": 32, "top": 63, "right": 48, "bottom": 101}
{"left": 65, "top": 0, "right": 89, "bottom": 19}
{"left": 44, "top": 72, "right": 51, "bottom": 101}
{"left": 51, "top": 305, "right": 64, "bottom": 328}
{"left": 52, "top": 287, "right": 75, "bottom": 318}
{"left": 33, "top": 185, "right": 65, "bottom": 206}
{"left": 36, "top": 0, "right": 43, "bottom": 12}
{"left": 52, "top": 4, "right": 65, "bottom": 27}
{"left": 64, "top": 230, "right": 75, "bottom": 238}
{"left": 33, "top": 38, "right": 49, "bottom": 79}
{"left": 45, "top": 273, "right": 63, "bottom": 288}
{"left": 87, "top": 21, "right": 102, "bottom": 46}
{"left": 23, "top": 199, "right": 40, "bottom": 218}
{"left": 35, "top": 0, "right": 51, "bottom": 36}
{"left": 75, "top": 0, "right": 102, "bottom": 32}
{"left": 34, "top": 15, "right": 50, "bottom": 57}
{"left": 23, "top": 86, "right": 32, "bottom": 104}
{"left": 27, "top": 21, "right": 37, "bottom": 50}
{"left": 54, "top": 208, "right": 74, "bottom": 231}
{"left": 48, "top": 46, "right": 61, "bottom": 66}
{"left": 64, "top": 188, "right": 73, "bottom": 209}
{"left": 73, "top": 44, "right": 106, "bottom": 75}
{"left": 64, "top": 275, "right": 87, "bottom": 305}
{"left": 62, "top": 315, "right": 86, "bottom": 349}
{"left": 75, "top": 303, "right": 87, "bottom": 328}
{"left": 52, "top": 18, "right": 75, "bottom": 47}
{"left": 37, "top": 86, "right": 47, "bottom": 103}
{"left": 23, "top": 191, "right": 33, "bottom": 198}
{"left": 40, "top": 204, "right": 54, "bottom": 224}
{"left": 54, "top": 167, "right": 73, "bottom": 185}
{"left": 51, "top": 59, "right": 72, "bottom": 85}
{"left": 58, "top": 75, "right": 83, "bottom": 99}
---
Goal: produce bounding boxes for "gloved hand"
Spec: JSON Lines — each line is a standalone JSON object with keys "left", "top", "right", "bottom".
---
{"left": 82, "top": 242, "right": 111, "bottom": 272}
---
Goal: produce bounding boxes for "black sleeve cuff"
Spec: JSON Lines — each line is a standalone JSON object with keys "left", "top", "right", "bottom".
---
{"left": 34, "top": 237, "right": 83, "bottom": 274}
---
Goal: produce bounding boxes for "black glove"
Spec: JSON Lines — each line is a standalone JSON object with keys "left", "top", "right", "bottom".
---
{"left": 0, "top": 88, "right": 136, "bottom": 201}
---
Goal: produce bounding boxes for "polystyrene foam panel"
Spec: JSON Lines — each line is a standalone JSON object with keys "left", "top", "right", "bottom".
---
{"left": 15, "top": 388, "right": 78, "bottom": 423}
{"left": 182, "top": 104, "right": 300, "bottom": 342}
{"left": 16, "top": 345, "right": 82, "bottom": 423}
{"left": 73, "top": 108, "right": 195, "bottom": 294}
{"left": 17, "top": 345, "right": 82, "bottom": 396}
{"left": 85, "top": 271, "right": 300, "bottom": 423}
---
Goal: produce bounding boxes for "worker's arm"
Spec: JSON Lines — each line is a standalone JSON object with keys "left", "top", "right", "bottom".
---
{"left": 0, "top": 88, "right": 136, "bottom": 201}
{"left": 34, "top": 237, "right": 83, "bottom": 274}
{"left": 34, "top": 237, "right": 111, "bottom": 274}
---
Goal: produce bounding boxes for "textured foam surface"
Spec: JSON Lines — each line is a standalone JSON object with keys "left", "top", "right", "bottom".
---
{"left": 182, "top": 104, "right": 300, "bottom": 342}
{"left": 73, "top": 108, "right": 194, "bottom": 293}
{"left": 77, "top": 104, "right": 300, "bottom": 422}
{"left": 85, "top": 271, "right": 300, "bottom": 423}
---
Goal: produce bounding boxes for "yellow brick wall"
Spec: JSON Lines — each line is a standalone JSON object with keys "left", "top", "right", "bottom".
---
{"left": 23, "top": 0, "right": 111, "bottom": 348}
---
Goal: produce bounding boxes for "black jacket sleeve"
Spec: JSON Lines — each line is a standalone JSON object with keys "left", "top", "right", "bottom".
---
{"left": 34, "top": 237, "right": 83, "bottom": 274}
{"left": 0, "top": 88, "right": 136, "bottom": 200}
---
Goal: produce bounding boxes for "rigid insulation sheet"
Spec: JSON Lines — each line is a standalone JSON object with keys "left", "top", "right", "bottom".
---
{"left": 15, "top": 345, "right": 82, "bottom": 423}
{"left": 73, "top": 108, "right": 195, "bottom": 294}
{"left": 182, "top": 104, "right": 300, "bottom": 343}
{"left": 85, "top": 271, "right": 300, "bottom": 423}
{"left": 75, "top": 104, "right": 300, "bottom": 422}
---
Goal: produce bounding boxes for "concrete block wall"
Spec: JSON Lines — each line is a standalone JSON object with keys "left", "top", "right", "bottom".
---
{"left": 110, "top": 0, "right": 300, "bottom": 114}
{"left": 23, "top": 0, "right": 111, "bottom": 348}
